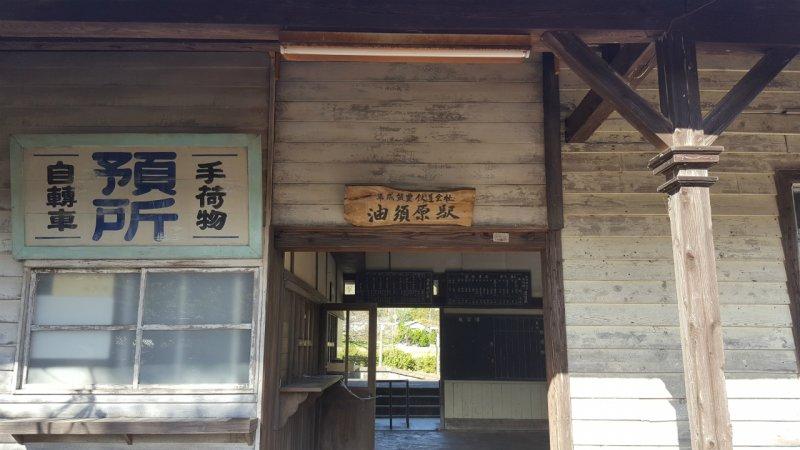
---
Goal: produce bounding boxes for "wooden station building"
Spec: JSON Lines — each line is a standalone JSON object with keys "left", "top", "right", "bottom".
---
{"left": 0, "top": 0, "right": 798, "bottom": 449}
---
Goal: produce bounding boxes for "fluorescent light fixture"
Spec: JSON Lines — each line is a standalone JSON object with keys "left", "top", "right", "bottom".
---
{"left": 280, "top": 43, "right": 531, "bottom": 62}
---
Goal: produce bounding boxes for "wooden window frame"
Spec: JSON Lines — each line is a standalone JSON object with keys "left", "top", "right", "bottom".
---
{"left": 15, "top": 266, "right": 261, "bottom": 394}
{"left": 774, "top": 170, "right": 800, "bottom": 372}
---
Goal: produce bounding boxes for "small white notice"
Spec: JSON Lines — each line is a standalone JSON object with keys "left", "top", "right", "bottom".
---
{"left": 492, "top": 232, "right": 510, "bottom": 243}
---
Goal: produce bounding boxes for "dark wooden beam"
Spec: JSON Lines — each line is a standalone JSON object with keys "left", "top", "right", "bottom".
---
{"left": 0, "top": 39, "right": 279, "bottom": 52}
{"left": 565, "top": 43, "right": 656, "bottom": 143}
{"left": 678, "top": 0, "right": 800, "bottom": 48}
{"left": 541, "top": 53, "right": 574, "bottom": 450}
{"left": 0, "top": 20, "right": 279, "bottom": 40}
{"left": 542, "top": 30, "right": 672, "bottom": 148}
{"left": 0, "top": 1, "right": 681, "bottom": 32}
{"left": 273, "top": 227, "right": 547, "bottom": 252}
{"left": 656, "top": 31, "right": 703, "bottom": 133}
{"left": 3, "top": 0, "right": 800, "bottom": 47}
{"left": 543, "top": 52, "right": 564, "bottom": 230}
{"left": 703, "top": 47, "right": 800, "bottom": 137}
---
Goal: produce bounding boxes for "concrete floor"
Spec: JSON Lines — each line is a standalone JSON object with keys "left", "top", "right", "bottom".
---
{"left": 375, "top": 430, "right": 549, "bottom": 450}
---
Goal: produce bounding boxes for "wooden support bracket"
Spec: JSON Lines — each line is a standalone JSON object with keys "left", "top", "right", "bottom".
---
{"left": 277, "top": 392, "right": 314, "bottom": 429}
{"left": 276, "top": 375, "right": 343, "bottom": 429}
{"left": 649, "top": 146, "right": 723, "bottom": 193}
{"left": 542, "top": 30, "right": 672, "bottom": 149}
{"left": 565, "top": 43, "right": 656, "bottom": 143}
{"left": 703, "top": 47, "right": 800, "bottom": 138}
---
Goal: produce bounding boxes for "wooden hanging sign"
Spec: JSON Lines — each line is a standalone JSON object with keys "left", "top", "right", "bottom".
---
{"left": 344, "top": 185, "right": 475, "bottom": 227}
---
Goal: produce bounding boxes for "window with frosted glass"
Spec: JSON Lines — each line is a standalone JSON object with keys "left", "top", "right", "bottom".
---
{"left": 24, "top": 269, "right": 256, "bottom": 389}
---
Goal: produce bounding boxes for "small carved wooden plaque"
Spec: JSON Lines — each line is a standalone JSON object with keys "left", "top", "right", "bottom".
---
{"left": 344, "top": 185, "right": 475, "bottom": 227}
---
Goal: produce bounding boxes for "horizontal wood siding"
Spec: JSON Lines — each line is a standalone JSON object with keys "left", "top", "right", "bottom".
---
{"left": 562, "top": 51, "right": 800, "bottom": 449}
{"left": 443, "top": 380, "right": 547, "bottom": 420}
{"left": 272, "top": 61, "right": 547, "bottom": 227}
{"left": 0, "top": 52, "right": 268, "bottom": 448}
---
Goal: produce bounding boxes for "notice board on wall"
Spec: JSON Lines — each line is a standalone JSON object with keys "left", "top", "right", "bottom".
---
{"left": 441, "top": 313, "right": 545, "bottom": 381}
{"left": 444, "top": 271, "right": 531, "bottom": 306}
{"left": 10, "top": 133, "right": 262, "bottom": 259}
{"left": 346, "top": 270, "right": 536, "bottom": 307}
{"left": 354, "top": 271, "right": 434, "bottom": 305}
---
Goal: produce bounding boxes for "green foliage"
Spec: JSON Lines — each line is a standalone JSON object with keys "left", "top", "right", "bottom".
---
{"left": 382, "top": 348, "right": 416, "bottom": 371}
{"left": 394, "top": 322, "right": 437, "bottom": 347}
{"left": 347, "top": 344, "right": 368, "bottom": 368}
{"left": 381, "top": 348, "right": 438, "bottom": 374}
{"left": 416, "top": 355, "right": 437, "bottom": 373}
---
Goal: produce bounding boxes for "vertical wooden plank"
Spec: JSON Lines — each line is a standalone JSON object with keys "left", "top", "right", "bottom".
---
{"left": 667, "top": 185, "right": 733, "bottom": 449}
{"left": 368, "top": 305, "right": 377, "bottom": 396}
{"left": 542, "top": 230, "right": 573, "bottom": 449}
{"left": 774, "top": 171, "right": 800, "bottom": 373}
{"left": 261, "top": 248, "right": 284, "bottom": 450}
{"left": 542, "top": 52, "right": 574, "bottom": 450}
{"left": 259, "top": 52, "right": 280, "bottom": 450}
{"left": 543, "top": 52, "right": 564, "bottom": 230}
{"left": 656, "top": 31, "right": 703, "bottom": 132}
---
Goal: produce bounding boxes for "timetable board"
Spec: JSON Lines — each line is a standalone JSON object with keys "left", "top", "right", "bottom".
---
{"left": 443, "top": 271, "right": 531, "bottom": 306}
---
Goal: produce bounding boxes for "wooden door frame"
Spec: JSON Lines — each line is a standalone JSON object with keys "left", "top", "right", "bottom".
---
{"left": 273, "top": 225, "right": 569, "bottom": 440}
{"left": 321, "top": 303, "right": 378, "bottom": 397}
{"left": 274, "top": 226, "right": 547, "bottom": 253}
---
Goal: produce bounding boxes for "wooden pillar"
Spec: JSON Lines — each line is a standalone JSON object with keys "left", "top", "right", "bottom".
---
{"left": 653, "top": 31, "right": 733, "bottom": 450}
{"left": 541, "top": 52, "right": 574, "bottom": 450}
{"left": 259, "top": 53, "right": 281, "bottom": 450}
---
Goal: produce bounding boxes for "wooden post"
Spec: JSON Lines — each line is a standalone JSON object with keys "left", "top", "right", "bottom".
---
{"left": 541, "top": 52, "right": 574, "bottom": 450}
{"left": 259, "top": 53, "right": 281, "bottom": 450}
{"left": 649, "top": 147, "right": 732, "bottom": 450}
{"left": 653, "top": 32, "right": 732, "bottom": 450}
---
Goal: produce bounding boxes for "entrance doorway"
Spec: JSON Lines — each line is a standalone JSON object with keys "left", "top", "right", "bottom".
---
{"left": 273, "top": 228, "right": 559, "bottom": 450}
{"left": 310, "top": 250, "right": 549, "bottom": 448}
{"left": 375, "top": 307, "right": 441, "bottom": 431}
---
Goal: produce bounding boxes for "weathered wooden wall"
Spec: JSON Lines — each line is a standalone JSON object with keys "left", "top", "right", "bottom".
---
{"left": 0, "top": 51, "right": 269, "bottom": 449}
{"left": 274, "top": 285, "right": 321, "bottom": 450}
{"left": 284, "top": 251, "right": 339, "bottom": 300}
{"left": 561, "top": 51, "right": 800, "bottom": 448}
{"left": 272, "top": 61, "right": 547, "bottom": 227}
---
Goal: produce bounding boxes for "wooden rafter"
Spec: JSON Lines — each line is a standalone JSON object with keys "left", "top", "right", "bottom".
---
{"left": 703, "top": 47, "right": 800, "bottom": 137}
{"left": 565, "top": 43, "right": 656, "bottom": 143}
{"left": 542, "top": 30, "right": 672, "bottom": 148}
